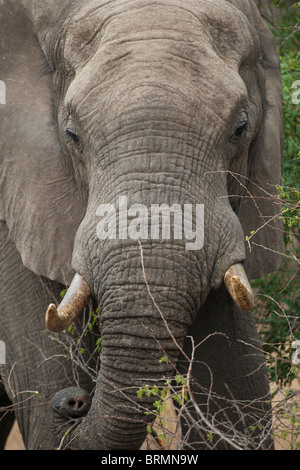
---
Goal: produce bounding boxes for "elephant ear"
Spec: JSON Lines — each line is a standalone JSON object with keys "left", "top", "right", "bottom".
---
{"left": 228, "top": 0, "right": 284, "bottom": 279}
{"left": 0, "top": 1, "right": 86, "bottom": 285}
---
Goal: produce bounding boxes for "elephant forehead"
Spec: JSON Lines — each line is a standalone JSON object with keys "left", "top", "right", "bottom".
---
{"left": 65, "top": 56, "right": 247, "bottom": 141}
{"left": 62, "top": 0, "right": 259, "bottom": 72}
{"left": 64, "top": 3, "right": 253, "bottom": 127}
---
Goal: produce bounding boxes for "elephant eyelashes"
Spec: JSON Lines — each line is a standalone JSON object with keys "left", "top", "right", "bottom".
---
{"left": 66, "top": 116, "right": 80, "bottom": 144}
{"left": 231, "top": 113, "right": 249, "bottom": 145}
{"left": 235, "top": 122, "right": 248, "bottom": 137}
{"left": 66, "top": 127, "right": 80, "bottom": 143}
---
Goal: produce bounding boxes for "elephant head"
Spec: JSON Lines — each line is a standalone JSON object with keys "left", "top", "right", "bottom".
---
{"left": 0, "top": 0, "right": 283, "bottom": 450}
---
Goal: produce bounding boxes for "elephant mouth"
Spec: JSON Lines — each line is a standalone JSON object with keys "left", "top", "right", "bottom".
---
{"left": 45, "top": 262, "right": 254, "bottom": 333}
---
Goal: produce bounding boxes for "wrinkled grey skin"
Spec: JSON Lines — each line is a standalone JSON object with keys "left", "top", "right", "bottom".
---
{"left": 0, "top": 0, "right": 283, "bottom": 450}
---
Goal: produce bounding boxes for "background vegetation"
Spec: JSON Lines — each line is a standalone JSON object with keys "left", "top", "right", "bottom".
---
{"left": 251, "top": 0, "right": 299, "bottom": 450}
{"left": 252, "top": 0, "right": 299, "bottom": 386}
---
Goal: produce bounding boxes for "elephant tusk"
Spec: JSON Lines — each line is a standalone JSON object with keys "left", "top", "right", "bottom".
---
{"left": 224, "top": 263, "right": 255, "bottom": 311}
{"left": 45, "top": 273, "right": 91, "bottom": 332}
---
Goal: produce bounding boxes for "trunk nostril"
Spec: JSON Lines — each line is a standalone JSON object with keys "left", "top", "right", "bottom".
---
{"left": 51, "top": 387, "right": 92, "bottom": 419}
{"left": 68, "top": 398, "right": 85, "bottom": 410}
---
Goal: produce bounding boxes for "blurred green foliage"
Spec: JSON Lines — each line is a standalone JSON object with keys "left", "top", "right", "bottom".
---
{"left": 252, "top": 1, "right": 299, "bottom": 386}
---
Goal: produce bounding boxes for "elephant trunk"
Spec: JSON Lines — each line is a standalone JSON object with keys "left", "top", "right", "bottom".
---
{"left": 51, "top": 242, "right": 201, "bottom": 449}
{"left": 48, "top": 245, "right": 254, "bottom": 450}
{"left": 75, "top": 310, "right": 187, "bottom": 449}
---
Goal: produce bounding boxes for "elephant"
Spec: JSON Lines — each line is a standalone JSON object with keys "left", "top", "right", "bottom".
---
{"left": 0, "top": 0, "right": 284, "bottom": 450}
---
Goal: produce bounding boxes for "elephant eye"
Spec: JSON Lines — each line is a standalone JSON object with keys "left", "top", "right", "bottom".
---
{"left": 66, "top": 128, "right": 80, "bottom": 143}
{"left": 231, "top": 112, "right": 249, "bottom": 144}
{"left": 66, "top": 116, "right": 80, "bottom": 144}
{"left": 235, "top": 121, "right": 248, "bottom": 137}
